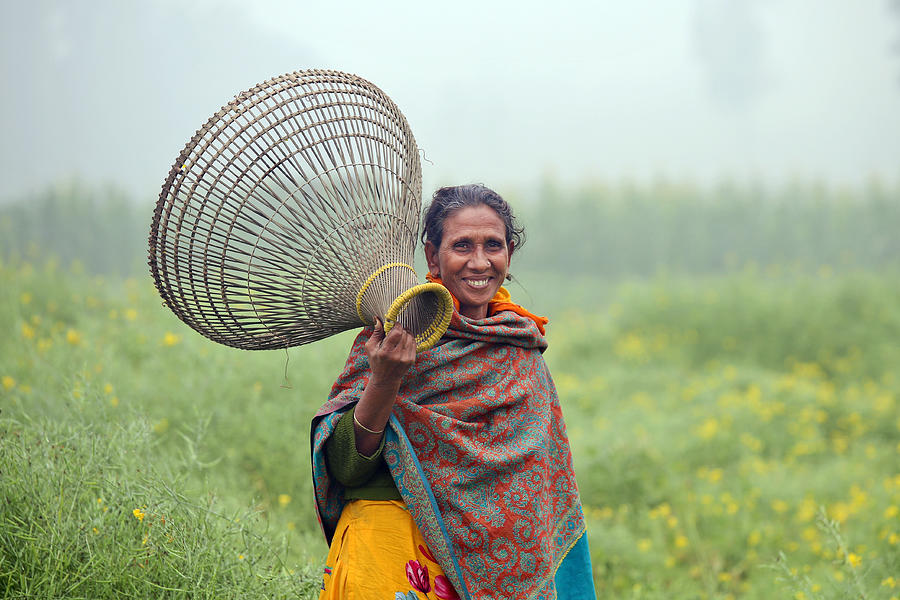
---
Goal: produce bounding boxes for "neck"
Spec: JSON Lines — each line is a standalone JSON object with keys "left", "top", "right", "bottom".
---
{"left": 459, "top": 303, "right": 488, "bottom": 320}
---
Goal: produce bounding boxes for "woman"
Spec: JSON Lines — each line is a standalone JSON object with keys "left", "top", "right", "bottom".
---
{"left": 311, "top": 185, "right": 595, "bottom": 599}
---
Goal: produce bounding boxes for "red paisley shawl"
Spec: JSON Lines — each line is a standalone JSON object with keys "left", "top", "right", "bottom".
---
{"left": 311, "top": 309, "right": 586, "bottom": 600}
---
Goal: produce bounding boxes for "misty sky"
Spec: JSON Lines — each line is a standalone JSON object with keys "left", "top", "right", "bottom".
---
{"left": 1, "top": 0, "right": 899, "bottom": 201}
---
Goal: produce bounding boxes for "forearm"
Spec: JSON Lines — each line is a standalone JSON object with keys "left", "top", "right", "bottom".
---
{"left": 355, "top": 319, "right": 415, "bottom": 456}
{"left": 354, "top": 376, "right": 400, "bottom": 456}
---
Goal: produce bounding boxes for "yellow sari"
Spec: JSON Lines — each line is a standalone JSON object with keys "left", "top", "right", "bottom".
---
{"left": 319, "top": 500, "right": 459, "bottom": 600}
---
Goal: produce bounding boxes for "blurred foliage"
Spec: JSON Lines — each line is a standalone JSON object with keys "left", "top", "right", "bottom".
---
{"left": 1, "top": 177, "right": 899, "bottom": 279}
{"left": 0, "top": 180, "right": 148, "bottom": 277}
{"left": 513, "top": 176, "right": 900, "bottom": 277}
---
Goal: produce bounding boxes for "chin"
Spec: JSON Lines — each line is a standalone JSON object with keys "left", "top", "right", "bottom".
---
{"left": 458, "top": 288, "right": 500, "bottom": 313}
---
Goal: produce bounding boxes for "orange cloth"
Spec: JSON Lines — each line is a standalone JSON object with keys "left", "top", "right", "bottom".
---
{"left": 425, "top": 273, "right": 548, "bottom": 335}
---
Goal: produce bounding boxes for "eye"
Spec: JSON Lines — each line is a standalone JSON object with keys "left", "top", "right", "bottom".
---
{"left": 486, "top": 240, "right": 504, "bottom": 250}
{"left": 452, "top": 241, "right": 470, "bottom": 251}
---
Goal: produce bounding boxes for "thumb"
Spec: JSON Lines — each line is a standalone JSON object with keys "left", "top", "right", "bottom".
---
{"left": 370, "top": 317, "right": 386, "bottom": 343}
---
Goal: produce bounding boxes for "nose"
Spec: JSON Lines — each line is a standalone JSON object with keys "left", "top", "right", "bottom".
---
{"left": 469, "top": 246, "right": 490, "bottom": 270}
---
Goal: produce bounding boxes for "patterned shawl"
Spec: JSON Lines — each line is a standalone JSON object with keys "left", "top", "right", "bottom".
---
{"left": 310, "top": 309, "right": 586, "bottom": 600}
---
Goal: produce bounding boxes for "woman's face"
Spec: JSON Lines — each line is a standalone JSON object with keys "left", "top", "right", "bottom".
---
{"left": 424, "top": 204, "right": 513, "bottom": 320}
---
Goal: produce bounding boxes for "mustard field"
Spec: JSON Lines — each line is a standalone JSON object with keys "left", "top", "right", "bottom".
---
{"left": 1, "top": 259, "right": 899, "bottom": 599}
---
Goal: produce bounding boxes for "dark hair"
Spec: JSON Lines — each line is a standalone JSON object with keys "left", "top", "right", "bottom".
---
{"left": 421, "top": 184, "right": 525, "bottom": 252}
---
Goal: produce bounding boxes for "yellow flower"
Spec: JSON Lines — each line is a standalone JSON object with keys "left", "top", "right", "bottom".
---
{"left": 133, "top": 508, "right": 146, "bottom": 522}
{"left": 885, "top": 505, "right": 899, "bottom": 519}
{"left": 125, "top": 308, "right": 138, "bottom": 321}
{"left": 696, "top": 418, "right": 720, "bottom": 439}
{"left": 153, "top": 418, "right": 169, "bottom": 434}
{"left": 771, "top": 499, "right": 790, "bottom": 514}
{"left": 847, "top": 552, "right": 862, "bottom": 567}
{"left": 162, "top": 332, "right": 180, "bottom": 346}
{"left": 21, "top": 323, "right": 35, "bottom": 339}
{"left": 883, "top": 576, "right": 897, "bottom": 589}
{"left": 637, "top": 538, "right": 652, "bottom": 552}
{"left": 2, "top": 376, "right": 15, "bottom": 391}
{"left": 238, "top": 554, "right": 245, "bottom": 560}
{"left": 675, "top": 535, "right": 688, "bottom": 549}
{"left": 103, "top": 383, "right": 114, "bottom": 395}
{"left": 110, "top": 396, "right": 120, "bottom": 408}
{"left": 93, "top": 527, "right": 99, "bottom": 534}
{"left": 66, "top": 329, "right": 82, "bottom": 346}
{"left": 615, "top": 332, "right": 646, "bottom": 360}
{"left": 278, "top": 494, "right": 291, "bottom": 508}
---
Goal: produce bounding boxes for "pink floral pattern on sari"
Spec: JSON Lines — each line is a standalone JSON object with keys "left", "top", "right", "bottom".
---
{"left": 396, "top": 554, "right": 460, "bottom": 600}
{"left": 435, "top": 575, "right": 461, "bottom": 600}
{"left": 406, "top": 559, "right": 430, "bottom": 593}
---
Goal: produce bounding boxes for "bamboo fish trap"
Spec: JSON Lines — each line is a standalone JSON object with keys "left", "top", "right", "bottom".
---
{"left": 148, "top": 70, "right": 453, "bottom": 351}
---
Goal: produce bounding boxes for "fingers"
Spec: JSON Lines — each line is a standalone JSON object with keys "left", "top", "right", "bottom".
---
{"left": 370, "top": 318, "right": 414, "bottom": 350}
{"left": 382, "top": 324, "right": 416, "bottom": 361}
{"left": 366, "top": 319, "right": 417, "bottom": 383}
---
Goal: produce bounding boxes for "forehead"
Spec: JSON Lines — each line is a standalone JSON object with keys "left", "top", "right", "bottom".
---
{"left": 442, "top": 205, "right": 506, "bottom": 239}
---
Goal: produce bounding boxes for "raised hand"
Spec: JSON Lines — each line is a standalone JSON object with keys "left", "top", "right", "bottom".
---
{"left": 365, "top": 318, "right": 416, "bottom": 387}
{"left": 354, "top": 319, "right": 416, "bottom": 455}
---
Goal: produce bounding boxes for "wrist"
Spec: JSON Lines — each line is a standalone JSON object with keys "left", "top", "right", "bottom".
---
{"left": 353, "top": 410, "right": 385, "bottom": 435}
{"left": 367, "top": 374, "right": 402, "bottom": 392}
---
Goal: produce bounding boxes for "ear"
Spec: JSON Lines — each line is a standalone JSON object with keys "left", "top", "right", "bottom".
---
{"left": 424, "top": 241, "right": 440, "bottom": 277}
{"left": 507, "top": 240, "right": 515, "bottom": 266}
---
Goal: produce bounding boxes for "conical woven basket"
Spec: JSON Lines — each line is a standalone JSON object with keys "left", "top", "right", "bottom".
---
{"left": 148, "top": 70, "right": 452, "bottom": 351}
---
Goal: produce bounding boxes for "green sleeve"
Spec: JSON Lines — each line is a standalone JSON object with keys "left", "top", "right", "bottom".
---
{"left": 324, "top": 406, "right": 386, "bottom": 488}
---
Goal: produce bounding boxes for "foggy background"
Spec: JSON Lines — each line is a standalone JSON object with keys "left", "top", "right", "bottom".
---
{"left": 2, "top": 0, "right": 899, "bottom": 203}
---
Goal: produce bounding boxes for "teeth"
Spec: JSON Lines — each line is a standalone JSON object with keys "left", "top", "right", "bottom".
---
{"left": 467, "top": 279, "right": 489, "bottom": 288}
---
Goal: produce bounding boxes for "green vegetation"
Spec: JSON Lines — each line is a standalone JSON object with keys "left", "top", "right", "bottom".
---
{"left": 1, "top": 261, "right": 335, "bottom": 598}
{"left": 3, "top": 177, "right": 898, "bottom": 280}
{"left": 514, "top": 177, "right": 900, "bottom": 277}
{"left": 1, "top": 181, "right": 898, "bottom": 598}
{"left": 545, "top": 269, "right": 900, "bottom": 598}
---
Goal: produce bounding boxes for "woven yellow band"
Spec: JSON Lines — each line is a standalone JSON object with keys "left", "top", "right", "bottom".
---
{"left": 356, "top": 263, "right": 416, "bottom": 325}
{"left": 384, "top": 283, "right": 453, "bottom": 352}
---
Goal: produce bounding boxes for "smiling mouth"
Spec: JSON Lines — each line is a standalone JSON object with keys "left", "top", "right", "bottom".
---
{"left": 465, "top": 278, "right": 491, "bottom": 289}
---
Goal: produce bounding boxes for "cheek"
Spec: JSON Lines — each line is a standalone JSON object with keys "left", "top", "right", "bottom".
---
{"left": 436, "top": 251, "right": 460, "bottom": 275}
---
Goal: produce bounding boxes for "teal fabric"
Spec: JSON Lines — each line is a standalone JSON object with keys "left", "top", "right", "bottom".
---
{"left": 555, "top": 533, "right": 597, "bottom": 599}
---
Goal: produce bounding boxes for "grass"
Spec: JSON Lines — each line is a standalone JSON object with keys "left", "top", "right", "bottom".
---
{"left": 1, "top": 258, "right": 899, "bottom": 599}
